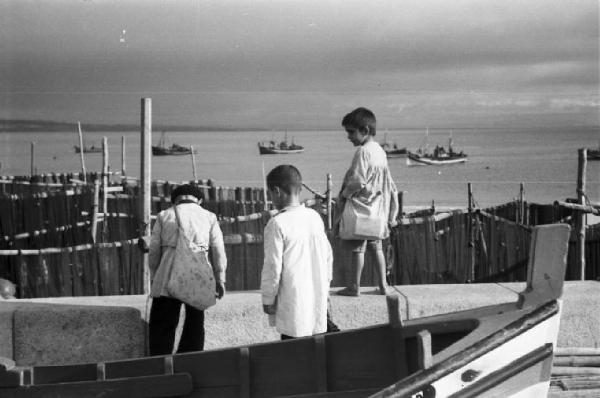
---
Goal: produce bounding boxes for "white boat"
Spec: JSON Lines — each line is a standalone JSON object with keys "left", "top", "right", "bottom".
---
{"left": 407, "top": 129, "right": 467, "bottom": 166}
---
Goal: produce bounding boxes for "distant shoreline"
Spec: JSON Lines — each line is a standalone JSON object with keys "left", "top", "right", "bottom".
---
{"left": 1, "top": 119, "right": 598, "bottom": 133}
{"left": 0, "top": 120, "right": 266, "bottom": 133}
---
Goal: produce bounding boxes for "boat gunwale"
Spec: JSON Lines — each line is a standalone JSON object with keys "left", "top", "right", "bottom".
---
{"left": 370, "top": 299, "right": 559, "bottom": 397}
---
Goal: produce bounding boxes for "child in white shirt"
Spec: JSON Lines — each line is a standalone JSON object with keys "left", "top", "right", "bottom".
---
{"left": 261, "top": 165, "right": 333, "bottom": 338}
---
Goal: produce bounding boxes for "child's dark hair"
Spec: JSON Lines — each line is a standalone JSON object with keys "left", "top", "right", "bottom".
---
{"left": 266, "top": 165, "right": 302, "bottom": 195}
{"left": 341, "top": 107, "right": 377, "bottom": 136}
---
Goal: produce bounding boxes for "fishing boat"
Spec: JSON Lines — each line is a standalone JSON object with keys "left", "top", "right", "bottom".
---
{"left": 379, "top": 133, "right": 407, "bottom": 158}
{"left": 407, "top": 129, "right": 467, "bottom": 166}
{"left": 258, "top": 133, "right": 304, "bottom": 155}
{"left": 587, "top": 145, "right": 600, "bottom": 160}
{"left": 152, "top": 132, "right": 196, "bottom": 156}
{"left": 73, "top": 144, "right": 101, "bottom": 154}
{"left": 73, "top": 121, "right": 102, "bottom": 153}
{"left": 0, "top": 224, "right": 569, "bottom": 398}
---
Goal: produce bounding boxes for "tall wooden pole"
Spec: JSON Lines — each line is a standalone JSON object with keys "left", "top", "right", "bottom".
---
{"left": 467, "top": 182, "right": 475, "bottom": 281}
{"left": 326, "top": 173, "right": 332, "bottom": 231}
{"left": 190, "top": 145, "right": 197, "bottom": 181}
{"left": 101, "top": 137, "right": 109, "bottom": 241}
{"left": 140, "top": 98, "right": 152, "bottom": 294}
{"left": 121, "top": 135, "right": 127, "bottom": 177}
{"left": 102, "top": 137, "right": 109, "bottom": 214}
{"left": 91, "top": 180, "right": 100, "bottom": 243}
{"left": 576, "top": 148, "right": 587, "bottom": 280}
{"left": 30, "top": 141, "right": 35, "bottom": 175}
{"left": 519, "top": 182, "right": 525, "bottom": 225}
{"left": 262, "top": 161, "right": 268, "bottom": 211}
{"left": 77, "top": 121, "right": 87, "bottom": 183}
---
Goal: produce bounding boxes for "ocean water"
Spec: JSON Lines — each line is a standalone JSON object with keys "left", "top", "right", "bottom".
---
{"left": 1, "top": 126, "right": 599, "bottom": 207}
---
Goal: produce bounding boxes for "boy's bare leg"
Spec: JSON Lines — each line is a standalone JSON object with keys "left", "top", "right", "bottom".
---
{"left": 337, "top": 251, "right": 364, "bottom": 296}
{"left": 373, "top": 248, "right": 389, "bottom": 294}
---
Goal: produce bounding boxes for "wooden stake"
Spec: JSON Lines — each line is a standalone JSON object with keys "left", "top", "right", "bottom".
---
{"left": 262, "top": 161, "right": 268, "bottom": 211}
{"left": 576, "top": 148, "right": 587, "bottom": 280}
{"left": 519, "top": 182, "right": 524, "bottom": 224}
{"left": 121, "top": 135, "right": 126, "bottom": 177}
{"left": 102, "top": 137, "right": 109, "bottom": 215}
{"left": 30, "top": 141, "right": 35, "bottom": 175}
{"left": 77, "top": 121, "right": 87, "bottom": 183}
{"left": 91, "top": 180, "right": 100, "bottom": 243}
{"left": 140, "top": 98, "right": 152, "bottom": 294}
{"left": 326, "top": 173, "right": 332, "bottom": 231}
{"left": 190, "top": 145, "right": 197, "bottom": 181}
{"left": 467, "top": 182, "right": 475, "bottom": 281}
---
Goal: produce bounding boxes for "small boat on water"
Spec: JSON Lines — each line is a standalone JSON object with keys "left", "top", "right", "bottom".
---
{"left": 0, "top": 224, "right": 569, "bottom": 398}
{"left": 73, "top": 144, "right": 101, "bottom": 154}
{"left": 152, "top": 132, "right": 195, "bottom": 156}
{"left": 258, "top": 133, "right": 304, "bottom": 155}
{"left": 379, "top": 133, "right": 407, "bottom": 158}
{"left": 74, "top": 121, "right": 102, "bottom": 153}
{"left": 407, "top": 129, "right": 467, "bottom": 166}
{"left": 588, "top": 145, "right": 600, "bottom": 160}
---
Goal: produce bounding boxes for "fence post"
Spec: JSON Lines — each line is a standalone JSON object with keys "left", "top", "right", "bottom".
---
{"left": 576, "top": 148, "right": 587, "bottom": 280}
{"left": 121, "top": 135, "right": 127, "bottom": 177}
{"left": 140, "top": 98, "right": 152, "bottom": 294}
{"left": 326, "top": 173, "right": 332, "bottom": 231}
{"left": 78, "top": 121, "right": 87, "bottom": 183}
{"left": 91, "top": 179, "right": 100, "bottom": 243}
{"left": 519, "top": 182, "right": 525, "bottom": 225}
{"left": 30, "top": 141, "right": 36, "bottom": 176}
{"left": 467, "top": 182, "right": 475, "bottom": 281}
{"left": 190, "top": 145, "right": 197, "bottom": 181}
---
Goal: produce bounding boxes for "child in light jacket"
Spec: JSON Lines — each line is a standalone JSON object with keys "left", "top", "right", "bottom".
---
{"left": 260, "top": 165, "right": 333, "bottom": 339}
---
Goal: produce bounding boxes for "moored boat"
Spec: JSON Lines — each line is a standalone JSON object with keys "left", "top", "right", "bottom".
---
{"left": 73, "top": 145, "right": 102, "bottom": 154}
{"left": 0, "top": 224, "right": 569, "bottom": 398}
{"left": 379, "top": 133, "right": 407, "bottom": 158}
{"left": 407, "top": 129, "right": 467, "bottom": 166}
{"left": 152, "top": 132, "right": 196, "bottom": 156}
{"left": 258, "top": 133, "right": 304, "bottom": 155}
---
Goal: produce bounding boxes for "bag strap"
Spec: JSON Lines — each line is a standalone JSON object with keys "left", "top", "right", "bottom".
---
{"left": 173, "top": 204, "right": 187, "bottom": 241}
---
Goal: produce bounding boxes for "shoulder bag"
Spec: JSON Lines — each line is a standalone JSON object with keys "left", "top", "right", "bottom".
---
{"left": 165, "top": 205, "right": 217, "bottom": 310}
{"left": 338, "top": 194, "right": 386, "bottom": 240}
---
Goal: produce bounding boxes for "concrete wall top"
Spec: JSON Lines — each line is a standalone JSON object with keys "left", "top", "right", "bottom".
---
{"left": 2, "top": 281, "right": 598, "bottom": 366}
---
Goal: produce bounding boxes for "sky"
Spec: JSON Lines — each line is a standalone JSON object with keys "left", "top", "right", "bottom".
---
{"left": 1, "top": 0, "right": 598, "bottom": 130}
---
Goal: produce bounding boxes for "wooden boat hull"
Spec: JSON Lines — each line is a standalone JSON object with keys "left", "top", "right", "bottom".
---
{"left": 152, "top": 147, "right": 194, "bottom": 156}
{"left": 0, "top": 224, "right": 569, "bottom": 398}
{"left": 407, "top": 152, "right": 467, "bottom": 166}
{"left": 258, "top": 146, "right": 304, "bottom": 155}
{"left": 73, "top": 146, "right": 102, "bottom": 154}
{"left": 0, "top": 300, "right": 561, "bottom": 398}
{"left": 384, "top": 149, "right": 407, "bottom": 158}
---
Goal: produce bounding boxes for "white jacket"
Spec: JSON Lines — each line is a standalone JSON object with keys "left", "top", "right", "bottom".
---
{"left": 261, "top": 204, "right": 333, "bottom": 337}
{"left": 148, "top": 203, "right": 226, "bottom": 298}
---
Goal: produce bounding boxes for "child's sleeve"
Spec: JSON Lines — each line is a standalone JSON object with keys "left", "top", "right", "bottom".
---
{"left": 341, "top": 148, "right": 370, "bottom": 199}
{"left": 260, "top": 220, "right": 284, "bottom": 305}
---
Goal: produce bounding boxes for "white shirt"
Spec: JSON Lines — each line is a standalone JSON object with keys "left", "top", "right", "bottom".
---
{"left": 341, "top": 140, "right": 399, "bottom": 238}
{"left": 148, "top": 203, "right": 226, "bottom": 298}
{"left": 261, "top": 204, "right": 333, "bottom": 337}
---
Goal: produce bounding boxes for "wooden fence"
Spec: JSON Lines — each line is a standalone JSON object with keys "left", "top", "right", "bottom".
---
{"left": 2, "top": 177, "right": 599, "bottom": 298}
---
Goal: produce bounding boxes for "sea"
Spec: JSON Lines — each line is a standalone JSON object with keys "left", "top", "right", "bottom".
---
{"left": 1, "top": 126, "right": 600, "bottom": 208}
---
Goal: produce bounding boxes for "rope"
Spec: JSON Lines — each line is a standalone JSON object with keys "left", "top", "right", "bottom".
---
{"left": 302, "top": 182, "right": 327, "bottom": 200}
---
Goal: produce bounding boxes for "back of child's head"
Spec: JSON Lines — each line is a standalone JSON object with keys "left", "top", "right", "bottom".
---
{"left": 342, "top": 107, "right": 377, "bottom": 136}
{"left": 266, "top": 165, "right": 302, "bottom": 195}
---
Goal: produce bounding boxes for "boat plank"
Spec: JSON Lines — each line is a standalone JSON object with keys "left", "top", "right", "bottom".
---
{"left": 32, "top": 363, "right": 96, "bottom": 385}
{"left": 104, "top": 356, "right": 165, "bottom": 379}
{"left": 1, "top": 373, "right": 193, "bottom": 398}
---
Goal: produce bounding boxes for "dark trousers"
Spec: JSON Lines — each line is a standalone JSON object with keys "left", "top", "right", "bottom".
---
{"left": 149, "top": 296, "right": 205, "bottom": 355}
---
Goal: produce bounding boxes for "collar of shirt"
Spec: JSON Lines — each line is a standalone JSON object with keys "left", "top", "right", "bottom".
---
{"left": 279, "top": 203, "right": 304, "bottom": 214}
